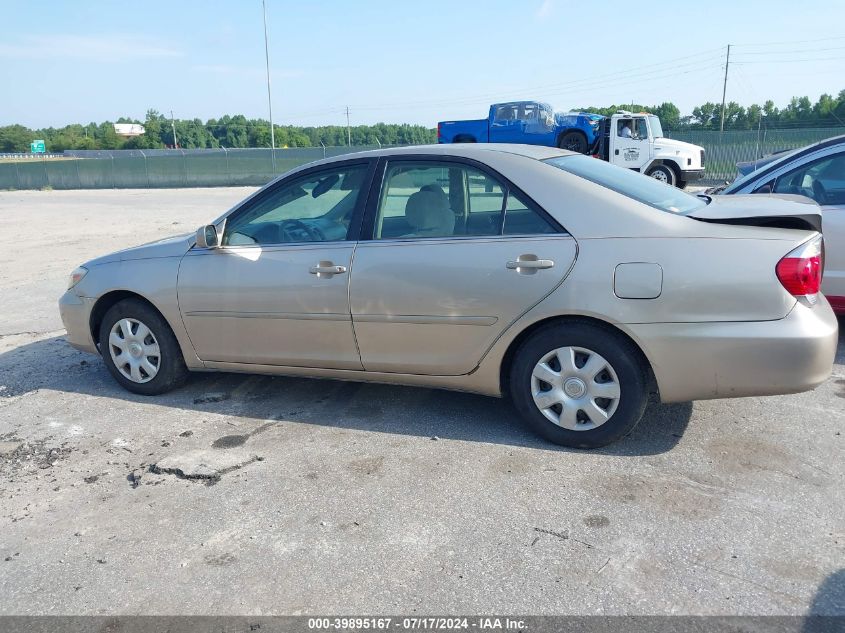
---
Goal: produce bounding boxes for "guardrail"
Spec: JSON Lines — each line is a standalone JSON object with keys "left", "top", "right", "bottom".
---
{"left": 0, "top": 153, "right": 66, "bottom": 160}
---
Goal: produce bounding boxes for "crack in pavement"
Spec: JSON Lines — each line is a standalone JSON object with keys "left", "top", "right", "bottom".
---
{"left": 150, "top": 454, "right": 264, "bottom": 486}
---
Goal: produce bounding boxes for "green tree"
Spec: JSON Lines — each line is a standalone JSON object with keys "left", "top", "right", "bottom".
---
{"left": 0, "top": 125, "right": 34, "bottom": 152}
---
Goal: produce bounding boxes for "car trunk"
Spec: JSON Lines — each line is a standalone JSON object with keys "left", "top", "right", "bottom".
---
{"left": 692, "top": 193, "right": 822, "bottom": 232}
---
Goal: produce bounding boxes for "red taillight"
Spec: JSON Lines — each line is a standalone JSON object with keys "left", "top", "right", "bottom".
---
{"left": 437, "top": 122, "right": 441, "bottom": 140}
{"left": 776, "top": 236, "right": 823, "bottom": 302}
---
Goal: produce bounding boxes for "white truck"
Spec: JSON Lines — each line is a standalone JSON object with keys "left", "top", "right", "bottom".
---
{"left": 591, "top": 111, "right": 705, "bottom": 188}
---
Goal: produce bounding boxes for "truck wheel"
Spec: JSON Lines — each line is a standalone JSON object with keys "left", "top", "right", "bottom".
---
{"left": 454, "top": 135, "right": 476, "bottom": 143}
{"left": 646, "top": 164, "right": 677, "bottom": 187}
{"left": 558, "top": 132, "right": 588, "bottom": 154}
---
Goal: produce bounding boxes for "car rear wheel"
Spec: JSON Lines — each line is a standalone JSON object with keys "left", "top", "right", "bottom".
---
{"left": 99, "top": 298, "right": 188, "bottom": 396}
{"left": 646, "top": 164, "right": 677, "bottom": 187}
{"left": 558, "top": 131, "right": 588, "bottom": 154}
{"left": 509, "top": 322, "right": 649, "bottom": 448}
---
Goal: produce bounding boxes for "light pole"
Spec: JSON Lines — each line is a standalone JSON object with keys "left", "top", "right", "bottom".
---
{"left": 262, "top": 0, "right": 276, "bottom": 174}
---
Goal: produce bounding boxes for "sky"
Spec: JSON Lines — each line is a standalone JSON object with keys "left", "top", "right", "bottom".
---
{"left": 1, "top": 0, "right": 845, "bottom": 129}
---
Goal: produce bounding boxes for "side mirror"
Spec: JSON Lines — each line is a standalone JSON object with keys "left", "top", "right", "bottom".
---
{"left": 196, "top": 224, "right": 219, "bottom": 248}
{"left": 754, "top": 183, "right": 773, "bottom": 194}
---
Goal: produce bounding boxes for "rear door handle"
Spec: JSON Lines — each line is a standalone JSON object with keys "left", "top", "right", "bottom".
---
{"left": 309, "top": 261, "right": 347, "bottom": 278}
{"left": 506, "top": 257, "right": 554, "bottom": 273}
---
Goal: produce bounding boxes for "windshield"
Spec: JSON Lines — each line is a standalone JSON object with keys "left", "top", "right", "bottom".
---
{"left": 543, "top": 155, "right": 707, "bottom": 214}
{"left": 648, "top": 115, "right": 664, "bottom": 138}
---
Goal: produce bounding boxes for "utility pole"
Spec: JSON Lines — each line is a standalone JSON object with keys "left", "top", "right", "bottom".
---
{"left": 346, "top": 106, "right": 351, "bottom": 147}
{"left": 170, "top": 110, "right": 178, "bottom": 148}
{"left": 262, "top": 0, "right": 276, "bottom": 173}
{"left": 719, "top": 44, "right": 731, "bottom": 132}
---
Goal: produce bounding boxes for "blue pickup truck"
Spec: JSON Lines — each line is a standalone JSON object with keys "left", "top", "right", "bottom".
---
{"left": 437, "top": 101, "right": 602, "bottom": 153}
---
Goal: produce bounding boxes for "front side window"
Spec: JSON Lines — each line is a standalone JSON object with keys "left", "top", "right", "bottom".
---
{"left": 648, "top": 115, "right": 664, "bottom": 138}
{"left": 771, "top": 151, "right": 845, "bottom": 205}
{"left": 223, "top": 165, "right": 367, "bottom": 245}
{"left": 374, "top": 161, "right": 560, "bottom": 239}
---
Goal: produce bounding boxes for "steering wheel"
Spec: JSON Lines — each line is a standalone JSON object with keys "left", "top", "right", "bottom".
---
{"left": 279, "top": 219, "right": 324, "bottom": 242}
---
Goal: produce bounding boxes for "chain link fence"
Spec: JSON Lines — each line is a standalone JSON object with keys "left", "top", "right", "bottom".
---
{"left": 1, "top": 130, "right": 843, "bottom": 190}
{"left": 669, "top": 127, "right": 845, "bottom": 184}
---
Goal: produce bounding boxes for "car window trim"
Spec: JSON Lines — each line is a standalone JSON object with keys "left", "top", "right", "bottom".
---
{"left": 360, "top": 154, "right": 567, "bottom": 241}
{"left": 214, "top": 158, "right": 378, "bottom": 248}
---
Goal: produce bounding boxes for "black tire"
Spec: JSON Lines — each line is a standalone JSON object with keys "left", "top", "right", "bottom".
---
{"left": 453, "top": 135, "right": 476, "bottom": 143}
{"left": 646, "top": 164, "right": 677, "bottom": 187}
{"left": 508, "top": 322, "right": 649, "bottom": 449}
{"left": 558, "top": 131, "right": 588, "bottom": 154}
{"left": 677, "top": 179, "right": 688, "bottom": 190}
{"left": 98, "top": 298, "right": 188, "bottom": 396}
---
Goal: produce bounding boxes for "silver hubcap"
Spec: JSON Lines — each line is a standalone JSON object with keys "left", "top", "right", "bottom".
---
{"left": 531, "top": 346, "right": 621, "bottom": 431}
{"left": 108, "top": 318, "right": 161, "bottom": 383}
{"left": 651, "top": 169, "right": 669, "bottom": 183}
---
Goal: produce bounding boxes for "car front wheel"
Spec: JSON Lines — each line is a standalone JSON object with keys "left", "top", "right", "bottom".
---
{"left": 99, "top": 298, "right": 188, "bottom": 395}
{"left": 509, "top": 322, "right": 649, "bottom": 448}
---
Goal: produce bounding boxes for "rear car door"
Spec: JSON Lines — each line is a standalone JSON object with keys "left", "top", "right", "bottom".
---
{"left": 348, "top": 156, "right": 577, "bottom": 375}
{"left": 177, "top": 160, "right": 374, "bottom": 368}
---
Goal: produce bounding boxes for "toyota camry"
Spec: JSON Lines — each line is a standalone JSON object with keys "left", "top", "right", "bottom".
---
{"left": 59, "top": 144, "right": 838, "bottom": 448}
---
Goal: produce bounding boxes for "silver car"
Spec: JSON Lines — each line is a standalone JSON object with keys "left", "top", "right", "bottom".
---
{"left": 59, "top": 144, "right": 838, "bottom": 448}
{"left": 715, "top": 134, "right": 845, "bottom": 316}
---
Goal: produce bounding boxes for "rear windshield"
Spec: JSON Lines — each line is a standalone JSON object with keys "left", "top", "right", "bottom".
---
{"left": 543, "top": 155, "right": 706, "bottom": 215}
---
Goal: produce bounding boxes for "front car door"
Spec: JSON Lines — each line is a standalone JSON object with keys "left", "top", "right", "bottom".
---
{"left": 177, "top": 160, "right": 375, "bottom": 368}
{"left": 522, "top": 103, "right": 557, "bottom": 146}
{"left": 611, "top": 116, "right": 650, "bottom": 171}
{"left": 348, "top": 157, "right": 577, "bottom": 375}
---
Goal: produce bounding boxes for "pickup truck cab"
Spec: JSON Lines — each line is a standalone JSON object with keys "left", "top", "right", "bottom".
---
{"left": 592, "top": 111, "right": 705, "bottom": 188}
{"left": 438, "top": 101, "right": 601, "bottom": 153}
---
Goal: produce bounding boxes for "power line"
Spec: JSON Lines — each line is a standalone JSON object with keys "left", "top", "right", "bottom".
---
{"left": 732, "top": 45, "right": 845, "bottom": 56}
{"left": 732, "top": 34, "right": 845, "bottom": 48}
{"left": 733, "top": 55, "right": 845, "bottom": 64}
{"left": 347, "top": 49, "right": 725, "bottom": 112}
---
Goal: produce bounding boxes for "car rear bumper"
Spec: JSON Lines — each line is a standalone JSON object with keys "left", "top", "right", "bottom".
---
{"left": 59, "top": 291, "right": 98, "bottom": 354}
{"left": 627, "top": 298, "right": 839, "bottom": 402}
{"left": 827, "top": 295, "right": 845, "bottom": 315}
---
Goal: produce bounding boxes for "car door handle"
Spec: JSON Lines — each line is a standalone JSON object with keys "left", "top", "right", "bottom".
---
{"left": 506, "top": 258, "right": 554, "bottom": 270}
{"left": 309, "top": 262, "right": 347, "bottom": 277}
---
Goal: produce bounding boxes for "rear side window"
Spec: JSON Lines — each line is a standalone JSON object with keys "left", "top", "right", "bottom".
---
{"left": 374, "top": 161, "right": 561, "bottom": 239}
{"left": 543, "top": 155, "right": 706, "bottom": 215}
{"left": 503, "top": 190, "right": 557, "bottom": 235}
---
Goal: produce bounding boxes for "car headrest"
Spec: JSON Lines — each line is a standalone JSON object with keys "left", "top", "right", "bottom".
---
{"left": 405, "top": 190, "right": 455, "bottom": 235}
